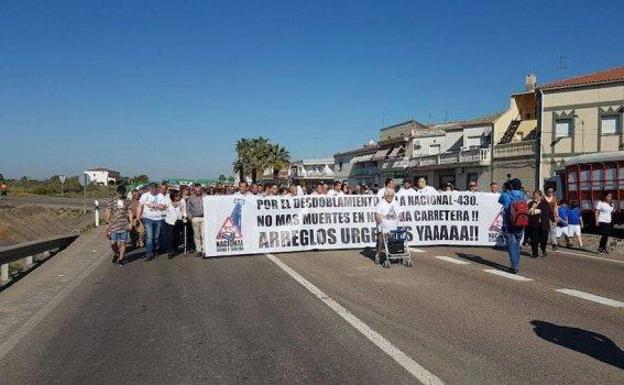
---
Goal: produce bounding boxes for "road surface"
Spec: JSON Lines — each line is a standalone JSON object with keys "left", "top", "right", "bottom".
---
{"left": 0, "top": 230, "right": 622, "bottom": 385}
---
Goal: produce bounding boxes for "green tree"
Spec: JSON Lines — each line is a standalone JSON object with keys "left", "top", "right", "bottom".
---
{"left": 133, "top": 174, "right": 149, "bottom": 183}
{"left": 219, "top": 174, "right": 227, "bottom": 182}
{"left": 227, "top": 176, "right": 235, "bottom": 183}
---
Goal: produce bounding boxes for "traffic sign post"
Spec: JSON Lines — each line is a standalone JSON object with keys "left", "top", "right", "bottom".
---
{"left": 59, "top": 175, "right": 66, "bottom": 198}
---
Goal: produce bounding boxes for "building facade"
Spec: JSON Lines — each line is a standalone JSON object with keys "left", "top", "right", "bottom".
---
{"left": 538, "top": 67, "right": 624, "bottom": 189}
{"left": 84, "top": 167, "right": 120, "bottom": 186}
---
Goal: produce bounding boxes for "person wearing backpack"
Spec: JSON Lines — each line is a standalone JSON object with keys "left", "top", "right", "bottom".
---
{"left": 498, "top": 178, "right": 528, "bottom": 274}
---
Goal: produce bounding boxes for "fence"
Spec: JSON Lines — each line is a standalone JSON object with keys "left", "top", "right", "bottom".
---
{"left": 0, "top": 234, "right": 79, "bottom": 283}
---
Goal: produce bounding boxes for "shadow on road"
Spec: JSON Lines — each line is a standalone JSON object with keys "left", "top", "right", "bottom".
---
{"left": 456, "top": 252, "right": 509, "bottom": 271}
{"left": 531, "top": 320, "right": 624, "bottom": 370}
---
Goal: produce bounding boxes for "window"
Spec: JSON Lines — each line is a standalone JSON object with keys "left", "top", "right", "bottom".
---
{"left": 429, "top": 144, "right": 441, "bottom": 155}
{"left": 466, "top": 136, "right": 481, "bottom": 148}
{"left": 601, "top": 115, "right": 619, "bottom": 135}
{"left": 555, "top": 119, "right": 572, "bottom": 138}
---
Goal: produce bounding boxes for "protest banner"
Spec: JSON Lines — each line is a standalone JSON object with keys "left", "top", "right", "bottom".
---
{"left": 203, "top": 193, "right": 504, "bottom": 257}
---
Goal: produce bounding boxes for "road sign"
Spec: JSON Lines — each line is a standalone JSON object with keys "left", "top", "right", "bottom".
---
{"left": 59, "top": 175, "right": 66, "bottom": 183}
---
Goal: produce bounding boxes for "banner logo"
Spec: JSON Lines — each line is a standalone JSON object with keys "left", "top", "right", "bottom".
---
{"left": 215, "top": 199, "right": 245, "bottom": 252}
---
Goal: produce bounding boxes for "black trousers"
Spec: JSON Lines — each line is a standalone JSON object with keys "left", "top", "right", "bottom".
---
{"left": 598, "top": 222, "right": 612, "bottom": 251}
{"left": 526, "top": 226, "right": 548, "bottom": 257}
{"left": 165, "top": 221, "right": 184, "bottom": 253}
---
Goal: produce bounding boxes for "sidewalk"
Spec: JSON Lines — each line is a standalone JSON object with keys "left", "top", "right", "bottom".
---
{"left": 0, "top": 227, "right": 110, "bottom": 359}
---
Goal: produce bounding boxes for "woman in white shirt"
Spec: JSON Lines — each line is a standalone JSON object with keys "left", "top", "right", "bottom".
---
{"left": 595, "top": 192, "right": 614, "bottom": 254}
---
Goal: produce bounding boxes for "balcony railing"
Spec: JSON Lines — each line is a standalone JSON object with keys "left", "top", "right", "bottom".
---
{"left": 413, "top": 148, "right": 491, "bottom": 167}
{"left": 494, "top": 140, "right": 537, "bottom": 158}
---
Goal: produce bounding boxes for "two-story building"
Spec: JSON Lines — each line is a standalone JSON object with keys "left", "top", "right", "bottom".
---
{"left": 537, "top": 66, "right": 624, "bottom": 189}
{"left": 407, "top": 113, "right": 499, "bottom": 189}
{"left": 290, "top": 158, "right": 337, "bottom": 187}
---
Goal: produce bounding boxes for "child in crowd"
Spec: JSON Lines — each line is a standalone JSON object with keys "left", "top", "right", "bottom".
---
{"left": 566, "top": 201, "right": 584, "bottom": 248}
{"left": 556, "top": 199, "right": 569, "bottom": 247}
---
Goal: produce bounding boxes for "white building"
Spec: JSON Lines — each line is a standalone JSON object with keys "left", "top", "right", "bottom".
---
{"left": 84, "top": 167, "right": 120, "bottom": 186}
{"left": 291, "top": 158, "right": 336, "bottom": 185}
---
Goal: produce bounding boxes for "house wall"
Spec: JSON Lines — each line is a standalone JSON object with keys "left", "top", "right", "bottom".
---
{"left": 463, "top": 125, "right": 491, "bottom": 148}
{"left": 380, "top": 122, "right": 416, "bottom": 141}
{"left": 492, "top": 156, "right": 537, "bottom": 193}
{"left": 411, "top": 135, "right": 447, "bottom": 156}
{"left": 540, "top": 82, "right": 624, "bottom": 181}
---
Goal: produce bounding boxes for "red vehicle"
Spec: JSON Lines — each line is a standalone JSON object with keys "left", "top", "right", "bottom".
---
{"left": 558, "top": 152, "right": 624, "bottom": 226}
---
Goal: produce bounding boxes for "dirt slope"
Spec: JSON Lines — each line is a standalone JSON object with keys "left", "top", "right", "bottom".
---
{"left": 0, "top": 206, "right": 92, "bottom": 247}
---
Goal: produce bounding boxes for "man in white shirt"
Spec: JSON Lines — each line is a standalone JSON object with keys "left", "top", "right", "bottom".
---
{"left": 139, "top": 184, "right": 168, "bottom": 260}
{"left": 416, "top": 177, "right": 437, "bottom": 194}
{"left": 326, "top": 181, "right": 344, "bottom": 197}
{"left": 234, "top": 182, "right": 252, "bottom": 197}
{"left": 397, "top": 178, "right": 416, "bottom": 197}
{"left": 376, "top": 178, "right": 396, "bottom": 199}
{"left": 310, "top": 183, "right": 325, "bottom": 195}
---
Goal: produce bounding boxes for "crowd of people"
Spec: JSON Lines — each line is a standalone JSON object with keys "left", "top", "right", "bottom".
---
{"left": 104, "top": 176, "right": 614, "bottom": 271}
{"left": 498, "top": 178, "right": 613, "bottom": 274}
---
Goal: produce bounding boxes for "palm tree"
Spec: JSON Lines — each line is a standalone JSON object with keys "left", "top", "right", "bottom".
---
{"left": 267, "top": 144, "right": 291, "bottom": 181}
{"left": 233, "top": 136, "right": 290, "bottom": 183}
{"left": 249, "top": 137, "right": 271, "bottom": 183}
{"left": 233, "top": 138, "right": 252, "bottom": 182}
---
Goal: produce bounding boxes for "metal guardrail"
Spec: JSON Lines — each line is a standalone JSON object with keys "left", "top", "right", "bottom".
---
{"left": 0, "top": 234, "right": 79, "bottom": 282}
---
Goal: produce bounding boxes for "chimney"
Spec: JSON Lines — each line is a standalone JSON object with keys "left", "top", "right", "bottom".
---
{"left": 525, "top": 73, "right": 537, "bottom": 91}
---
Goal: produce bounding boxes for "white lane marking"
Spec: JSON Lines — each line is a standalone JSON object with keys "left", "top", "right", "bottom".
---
{"left": 409, "top": 248, "right": 426, "bottom": 253}
{"left": 556, "top": 289, "right": 624, "bottom": 308}
{"left": 483, "top": 269, "right": 534, "bottom": 282}
{"left": 553, "top": 249, "right": 624, "bottom": 265}
{"left": 266, "top": 253, "right": 444, "bottom": 385}
{"left": 435, "top": 256, "right": 470, "bottom": 265}
{"left": 0, "top": 251, "right": 109, "bottom": 361}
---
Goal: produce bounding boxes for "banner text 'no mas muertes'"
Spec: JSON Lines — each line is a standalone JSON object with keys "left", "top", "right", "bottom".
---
{"left": 202, "top": 193, "right": 503, "bottom": 257}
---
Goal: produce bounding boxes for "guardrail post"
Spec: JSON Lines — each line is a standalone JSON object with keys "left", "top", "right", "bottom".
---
{"left": 1, "top": 263, "right": 8, "bottom": 282}
{"left": 94, "top": 200, "right": 100, "bottom": 227}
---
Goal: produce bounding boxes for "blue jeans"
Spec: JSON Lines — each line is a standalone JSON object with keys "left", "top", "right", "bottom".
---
{"left": 143, "top": 218, "right": 163, "bottom": 257}
{"left": 505, "top": 227, "right": 524, "bottom": 270}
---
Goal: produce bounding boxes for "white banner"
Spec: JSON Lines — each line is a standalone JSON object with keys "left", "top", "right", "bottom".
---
{"left": 203, "top": 193, "right": 504, "bottom": 257}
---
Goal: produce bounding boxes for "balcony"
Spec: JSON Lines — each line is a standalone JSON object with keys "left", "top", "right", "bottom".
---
{"left": 412, "top": 148, "right": 491, "bottom": 168}
{"left": 494, "top": 140, "right": 537, "bottom": 159}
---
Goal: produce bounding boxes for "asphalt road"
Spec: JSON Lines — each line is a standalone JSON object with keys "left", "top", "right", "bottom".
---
{"left": 1, "top": 243, "right": 623, "bottom": 385}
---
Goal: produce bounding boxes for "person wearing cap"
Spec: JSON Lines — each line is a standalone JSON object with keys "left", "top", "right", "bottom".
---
{"left": 498, "top": 178, "right": 528, "bottom": 274}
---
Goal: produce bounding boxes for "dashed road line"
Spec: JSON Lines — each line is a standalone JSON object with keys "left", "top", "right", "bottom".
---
{"left": 483, "top": 269, "right": 534, "bottom": 282}
{"left": 266, "top": 253, "right": 445, "bottom": 385}
{"left": 556, "top": 289, "right": 624, "bottom": 308}
{"left": 553, "top": 249, "right": 624, "bottom": 265}
{"left": 409, "top": 248, "right": 426, "bottom": 253}
{"left": 435, "top": 256, "right": 470, "bottom": 265}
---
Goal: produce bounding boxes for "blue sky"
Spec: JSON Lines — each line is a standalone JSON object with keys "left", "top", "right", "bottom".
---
{"left": 2, "top": 0, "right": 623, "bottom": 180}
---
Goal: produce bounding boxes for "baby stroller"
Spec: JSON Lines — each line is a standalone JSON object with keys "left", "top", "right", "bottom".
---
{"left": 375, "top": 227, "right": 413, "bottom": 268}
